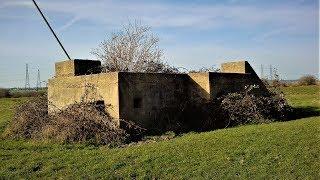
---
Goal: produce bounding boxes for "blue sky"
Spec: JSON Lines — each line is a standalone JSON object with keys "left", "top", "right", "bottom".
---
{"left": 0, "top": 0, "right": 318, "bottom": 88}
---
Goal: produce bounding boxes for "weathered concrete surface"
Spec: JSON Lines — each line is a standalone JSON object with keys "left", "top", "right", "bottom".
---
{"left": 55, "top": 60, "right": 76, "bottom": 77}
{"left": 221, "top": 61, "right": 248, "bottom": 74}
{"left": 219, "top": 61, "right": 268, "bottom": 96}
{"left": 48, "top": 59, "right": 268, "bottom": 132}
{"left": 209, "top": 73, "right": 256, "bottom": 97}
{"left": 48, "top": 72, "right": 120, "bottom": 124}
{"left": 118, "top": 72, "right": 189, "bottom": 132}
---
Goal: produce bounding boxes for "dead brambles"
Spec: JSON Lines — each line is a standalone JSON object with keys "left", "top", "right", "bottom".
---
{"left": 3, "top": 94, "right": 145, "bottom": 146}
{"left": 220, "top": 85, "right": 292, "bottom": 127}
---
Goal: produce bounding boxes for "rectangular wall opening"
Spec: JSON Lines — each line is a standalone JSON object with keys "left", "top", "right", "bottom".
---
{"left": 133, "top": 98, "right": 142, "bottom": 108}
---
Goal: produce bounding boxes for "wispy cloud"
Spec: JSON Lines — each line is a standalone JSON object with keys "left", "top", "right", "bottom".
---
{"left": 56, "top": 16, "right": 81, "bottom": 32}
{"left": 1, "top": 0, "right": 316, "bottom": 35}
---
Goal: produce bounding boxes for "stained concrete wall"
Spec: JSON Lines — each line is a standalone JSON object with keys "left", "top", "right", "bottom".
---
{"left": 209, "top": 72, "right": 257, "bottom": 97}
{"left": 221, "top": 61, "right": 247, "bottom": 74}
{"left": 55, "top": 60, "right": 76, "bottom": 77}
{"left": 221, "top": 61, "right": 260, "bottom": 78}
{"left": 48, "top": 72, "right": 120, "bottom": 123}
{"left": 118, "top": 72, "right": 189, "bottom": 132}
{"left": 48, "top": 59, "right": 268, "bottom": 132}
{"left": 217, "top": 61, "right": 268, "bottom": 97}
{"left": 188, "top": 61, "right": 266, "bottom": 99}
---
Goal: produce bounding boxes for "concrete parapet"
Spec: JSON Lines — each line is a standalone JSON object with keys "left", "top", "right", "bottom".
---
{"left": 55, "top": 59, "right": 101, "bottom": 77}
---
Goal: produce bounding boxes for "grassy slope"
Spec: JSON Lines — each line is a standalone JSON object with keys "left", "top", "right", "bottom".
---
{"left": 282, "top": 85, "right": 320, "bottom": 109}
{"left": 0, "top": 86, "right": 319, "bottom": 179}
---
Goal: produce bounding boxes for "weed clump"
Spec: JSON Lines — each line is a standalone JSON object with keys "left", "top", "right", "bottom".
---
{"left": 3, "top": 95, "right": 49, "bottom": 138}
{"left": 297, "top": 75, "right": 318, "bottom": 86}
{"left": 0, "top": 88, "right": 10, "bottom": 98}
{"left": 4, "top": 95, "right": 144, "bottom": 146}
{"left": 220, "top": 85, "right": 292, "bottom": 127}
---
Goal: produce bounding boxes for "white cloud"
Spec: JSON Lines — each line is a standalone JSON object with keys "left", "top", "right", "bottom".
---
{"left": 1, "top": 0, "right": 316, "bottom": 36}
{"left": 0, "top": 0, "right": 33, "bottom": 9}
{"left": 56, "top": 16, "right": 81, "bottom": 32}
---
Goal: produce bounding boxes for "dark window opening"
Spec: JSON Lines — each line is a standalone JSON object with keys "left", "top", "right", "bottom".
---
{"left": 134, "top": 98, "right": 142, "bottom": 108}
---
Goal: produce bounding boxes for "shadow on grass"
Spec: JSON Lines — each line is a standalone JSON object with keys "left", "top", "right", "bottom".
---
{"left": 289, "top": 106, "right": 320, "bottom": 120}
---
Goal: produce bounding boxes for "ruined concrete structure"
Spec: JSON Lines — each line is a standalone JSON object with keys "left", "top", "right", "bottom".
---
{"left": 48, "top": 60, "right": 267, "bottom": 132}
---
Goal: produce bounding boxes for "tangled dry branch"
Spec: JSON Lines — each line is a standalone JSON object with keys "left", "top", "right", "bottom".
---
{"left": 91, "top": 21, "right": 178, "bottom": 73}
{"left": 4, "top": 84, "right": 145, "bottom": 146}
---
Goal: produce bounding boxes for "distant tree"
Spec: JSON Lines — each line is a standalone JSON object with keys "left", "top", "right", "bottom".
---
{"left": 298, "top": 75, "right": 318, "bottom": 86}
{"left": 0, "top": 88, "right": 10, "bottom": 98}
{"left": 91, "top": 21, "right": 178, "bottom": 73}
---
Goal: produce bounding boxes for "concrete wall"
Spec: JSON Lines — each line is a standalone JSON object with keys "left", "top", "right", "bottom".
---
{"left": 55, "top": 60, "right": 76, "bottom": 77}
{"left": 221, "top": 61, "right": 247, "bottom": 74}
{"left": 188, "top": 73, "right": 211, "bottom": 102}
{"left": 118, "top": 72, "right": 189, "bottom": 132}
{"left": 209, "top": 72, "right": 256, "bottom": 97}
{"left": 188, "top": 61, "right": 267, "bottom": 99}
{"left": 48, "top": 72, "right": 120, "bottom": 123}
{"left": 218, "top": 61, "right": 268, "bottom": 96}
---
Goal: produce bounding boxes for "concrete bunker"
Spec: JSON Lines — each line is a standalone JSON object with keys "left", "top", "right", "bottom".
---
{"left": 48, "top": 59, "right": 267, "bottom": 133}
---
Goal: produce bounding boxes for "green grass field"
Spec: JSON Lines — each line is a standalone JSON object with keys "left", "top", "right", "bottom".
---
{"left": 283, "top": 85, "right": 320, "bottom": 109}
{"left": 0, "top": 86, "right": 319, "bottom": 179}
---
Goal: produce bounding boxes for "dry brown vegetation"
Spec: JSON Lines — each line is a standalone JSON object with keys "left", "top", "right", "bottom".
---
{"left": 145, "top": 85, "right": 293, "bottom": 134}
{"left": 3, "top": 94, "right": 145, "bottom": 146}
{"left": 3, "top": 84, "right": 292, "bottom": 146}
{"left": 297, "top": 75, "right": 318, "bottom": 86}
{"left": 0, "top": 88, "right": 10, "bottom": 98}
{"left": 220, "top": 85, "right": 292, "bottom": 127}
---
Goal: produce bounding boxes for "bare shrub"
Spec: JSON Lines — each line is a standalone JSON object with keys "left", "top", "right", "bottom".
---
{"left": 46, "top": 104, "right": 127, "bottom": 146}
{"left": 298, "top": 75, "right": 318, "bottom": 86}
{"left": 220, "top": 85, "right": 292, "bottom": 127}
{"left": 3, "top": 95, "right": 49, "bottom": 139}
{"left": 0, "top": 89, "right": 47, "bottom": 98}
{"left": 169, "top": 84, "right": 292, "bottom": 131}
{"left": 91, "top": 21, "right": 177, "bottom": 73}
{"left": 0, "top": 88, "right": 10, "bottom": 98}
{"left": 4, "top": 94, "right": 144, "bottom": 146}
